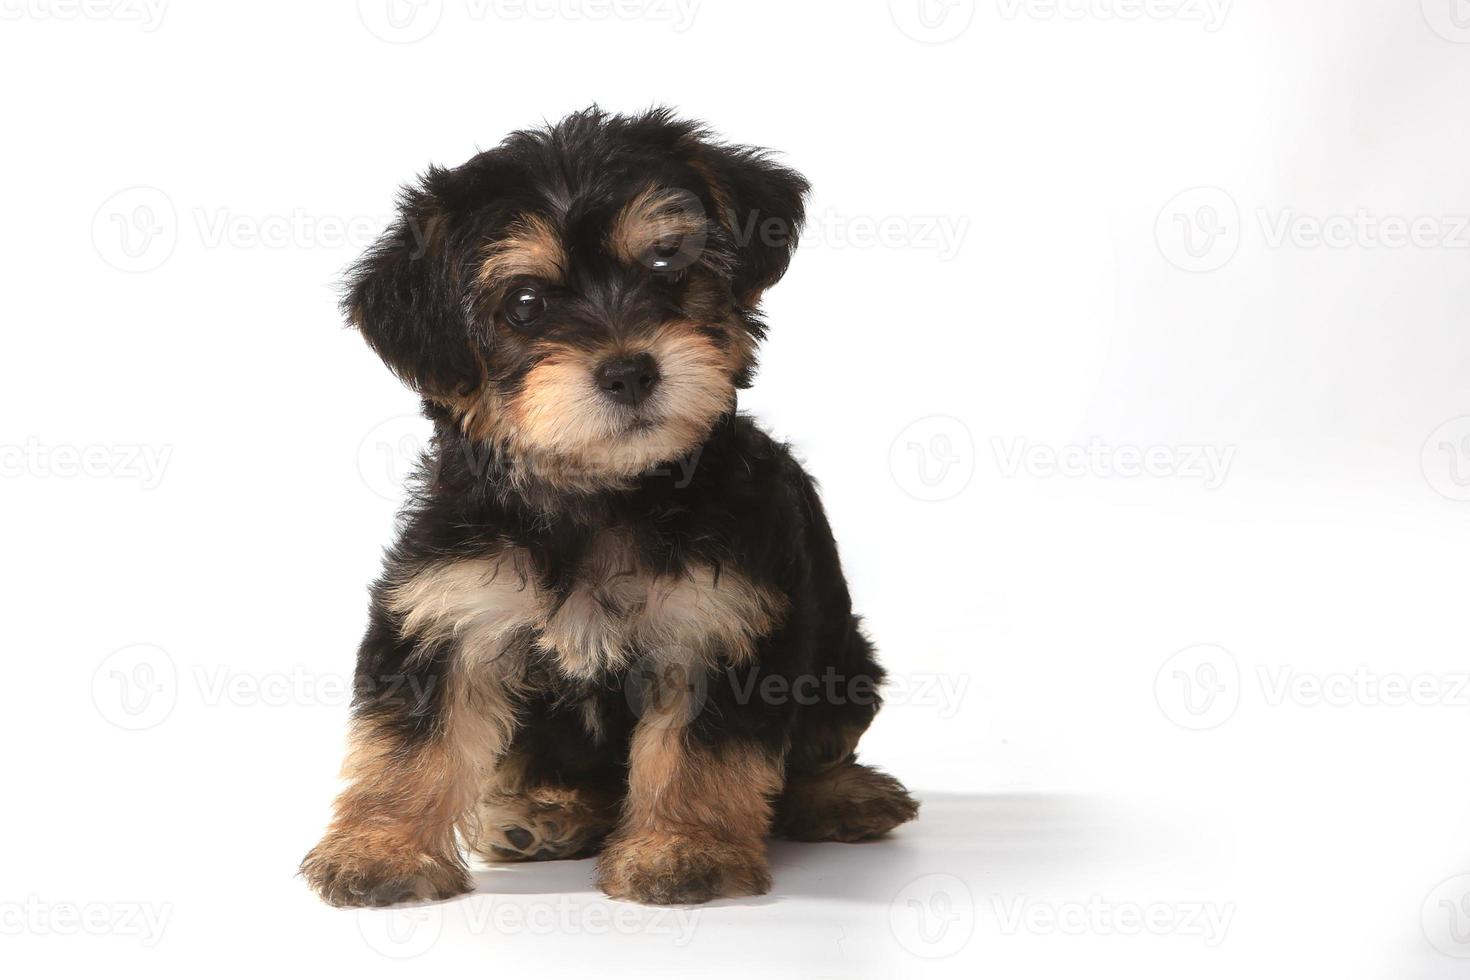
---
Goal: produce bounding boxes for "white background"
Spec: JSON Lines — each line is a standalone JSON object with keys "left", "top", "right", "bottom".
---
{"left": 3, "top": 0, "right": 1470, "bottom": 977}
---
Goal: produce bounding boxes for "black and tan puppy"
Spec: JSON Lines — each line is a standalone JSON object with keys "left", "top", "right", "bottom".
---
{"left": 302, "top": 108, "right": 917, "bottom": 907}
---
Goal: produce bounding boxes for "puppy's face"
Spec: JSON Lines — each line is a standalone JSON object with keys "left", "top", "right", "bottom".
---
{"left": 346, "top": 109, "right": 808, "bottom": 489}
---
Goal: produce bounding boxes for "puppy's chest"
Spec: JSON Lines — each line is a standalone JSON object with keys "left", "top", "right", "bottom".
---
{"left": 389, "top": 535, "right": 786, "bottom": 683}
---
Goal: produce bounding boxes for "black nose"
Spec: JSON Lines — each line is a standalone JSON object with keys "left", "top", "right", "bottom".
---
{"left": 595, "top": 353, "right": 659, "bottom": 406}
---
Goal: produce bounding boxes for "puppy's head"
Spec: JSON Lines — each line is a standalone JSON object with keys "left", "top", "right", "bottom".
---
{"left": 345, "top": 107, "right": 808, "bottom": 489}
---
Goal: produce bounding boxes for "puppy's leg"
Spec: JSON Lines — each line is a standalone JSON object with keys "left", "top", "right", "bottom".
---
{"left": 597, "top": 705, "right": 782, "bottom": 905}
{"left": 302, "top": 639, "right": 518, "bottom": 906}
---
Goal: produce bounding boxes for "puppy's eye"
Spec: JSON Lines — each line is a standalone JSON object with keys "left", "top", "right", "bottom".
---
{"left": 648, "top": 237, "right": 687, "bottom": 282}
{"left": 502, "top": 285, "right": 546, "bottom": 330}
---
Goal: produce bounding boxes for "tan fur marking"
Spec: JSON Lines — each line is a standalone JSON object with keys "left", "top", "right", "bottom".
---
{"left": 300, "top": 675, "right": 509, "bottom": 907}
{"left": 597, "top": 725, "right": 781, "bottom": 903}
{"left": 391, "top": 546, "right": 786, "bottom": 681}
{"left": 386, "top": 553, "right": 541, "bottom": 668}
{"left": 495, "top": 322, "right": 735, "bottom": 491}
{"left": 685, "top": 156, "right": 737, "bottom": 234}
{"left": 536, "top": 532, "right": 788, "bottom": 678}
{"left": 610, "top": 185, "right": 710, "bottom": 266}
{"left": 477, "top": 213, "right": 566, "bottom": 289}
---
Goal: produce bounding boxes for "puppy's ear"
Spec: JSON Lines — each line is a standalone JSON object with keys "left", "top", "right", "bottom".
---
{"left": 688, "top": 141, "right": 810, "bottom": 307}
{"left": 343, "top": 172, "right": 480, "bottom": 397}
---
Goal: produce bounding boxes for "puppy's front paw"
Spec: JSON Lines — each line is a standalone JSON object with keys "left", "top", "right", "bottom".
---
{"left": 301, "top": 833, "right": 470, "bottom": 908}
{"left": 596, "top": 831, "right": 770, "bottom": 905}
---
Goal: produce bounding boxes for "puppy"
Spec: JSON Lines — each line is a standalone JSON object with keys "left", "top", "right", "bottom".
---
{"left": 302, "top": 108, "right": 917, "bottom": 907}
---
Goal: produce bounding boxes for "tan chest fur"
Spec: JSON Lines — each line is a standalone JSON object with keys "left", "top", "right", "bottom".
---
{"left": 385, "top": 534, "right": 787, "bottom": 681}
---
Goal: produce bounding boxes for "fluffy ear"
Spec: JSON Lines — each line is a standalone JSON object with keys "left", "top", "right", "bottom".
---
{"left": 689, "top": 142, "right": 810, "bottom": 307}
{"left": 342, "top": 173, "right": 481, "bottom": 397}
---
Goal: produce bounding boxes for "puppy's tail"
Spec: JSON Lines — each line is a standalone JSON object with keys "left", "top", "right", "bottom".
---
{"left": 773, "top": 758, "right": 919, "bottom": 842}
